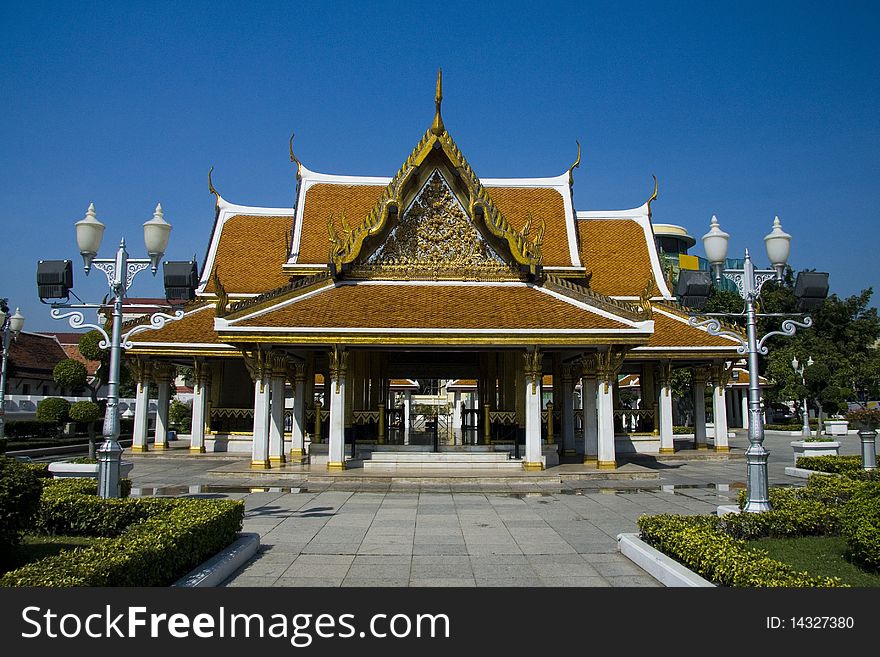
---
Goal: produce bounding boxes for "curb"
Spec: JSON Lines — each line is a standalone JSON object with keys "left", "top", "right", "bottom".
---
{"left": 172, "top": 533, "right": 260, "bottom": 587}
{"left": 617, "top": 533, "right": 714, "bottom": 587}
{"left": 784, "top": 466, "right": 834, "bottom": 479}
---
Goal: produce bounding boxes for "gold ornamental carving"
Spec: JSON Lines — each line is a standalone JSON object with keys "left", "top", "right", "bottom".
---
{"left": 712, "top": 361, "right": 736, "bottom": 388}
{"left": 595, "top": 348, "right": 626, "bottom": 393}
{"left": 127, "top": 356, "right": 153, "bottom": 385}
{"left": 638, "top": 275, "right": 655, "bottom": 320}
{"left": 579, "top": 354, "right": 597, "bottom": 378}
{"left": 326, "top": 71, "right": 544, "bottom": 273}
{"left": 368, "top": 171, "right": 507, "bottom": 270}
{"left": 523, "top": 348, "right": 543, "bottom": 394}
{"left": 328, "top": 346, "right": 349, "bottom": 393}
{"left": 656, "top": 360, "right": 673, "bottom": 396}
{"left": 286, "top": 361, "right": 307, "bottom": 384}
{"left": 242, "top": 349, "right": 271, "bottom": 385}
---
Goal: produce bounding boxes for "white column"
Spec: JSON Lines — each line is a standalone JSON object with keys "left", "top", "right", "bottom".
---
{"left": 152, "top": 366, "right": 172, "bottom": 450}
{"left": 713, "top": 383, "right": 730, "bottom": 451}
{"left": 328, "top": 349, "right": 348, "bottom": 470}
{"left": 132, "top": 377, "right": 151, "bottom": 453}
{"left": 693, "top": 369, "right": 708, "bottom": 449}
{"left": 524, "top": 371, "right": 543, "bottom": 470}
{"left": 452, "top": 391, "right": 462, "bottom": 429}
{"left": 596, "top": 375, "right": 616, "bottom": 469}
{"left": 190, "top": 365, "right": 209, "bottom": 454}
{"left": 562, "top": 366, "right": 575, "bottom": 456}
{"left": 251, "top": 374, "right": 271, "bottom": 469}
{"left": 290, "top": 365, "right": 306, "bottom": 461}
{"left": 403, "top": 391, "right": 411, "bottom": 445}
{"left": 582, "top": 376, "right": 598, "bottom": 463}
{"left": 268, "top": 373, "right": 286, "bottom": 465}
{"left": 741, "top": 390, "right": 749, "bottom": 431}
{"left": 658, "top": 376, "right": 674, "bottom": 454}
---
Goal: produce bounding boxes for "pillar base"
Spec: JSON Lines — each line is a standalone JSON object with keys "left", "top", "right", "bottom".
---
{"left": 250, "top": 460, "right": 270, "bottom": 469}
{"left": 714, "top": 445, "right": 730, "bottom": 452}
{"left": 131, "top": 445, "right": 148, "bottom": 453}
{"left": 658, "top": 447, "right": 675, "bottom": 454}
{"left": 583, "top": 456, "right": 598, "bottom": 464}
{"left": 695, "top": 444, "right": 709, "bottom": 450}
{"left": 522, "top": 461, "right": 544, "bottom": 471}
{"left": 269, "top": 455, "right": 286, "bottom": 465}
{"left": 189, "top": 446, "right": 206, "bottom": 454}
{"left": 597, "top": 460, "right": 617, "bottom": 470}
{"left": 153, "top": 443, "right": 168, "bottom": 450}
{"left": 327, "top": 461, "right": 346, "bottom": 471}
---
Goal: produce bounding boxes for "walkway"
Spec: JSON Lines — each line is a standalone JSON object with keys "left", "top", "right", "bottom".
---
{"left": 119, "top": 429, "right": 863, "bottom": 587}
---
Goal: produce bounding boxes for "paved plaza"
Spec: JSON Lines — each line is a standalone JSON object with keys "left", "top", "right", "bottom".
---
{"left": 117, "top": 430, "right": 864, "bottom": 587}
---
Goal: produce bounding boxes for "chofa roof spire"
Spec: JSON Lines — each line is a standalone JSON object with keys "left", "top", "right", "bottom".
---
{"left": 431, "top": 68, "right": 445, "bottom": 136}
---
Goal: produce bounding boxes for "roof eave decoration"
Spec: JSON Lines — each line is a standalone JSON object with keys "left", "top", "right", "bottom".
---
{"left": 326, "top": 71, "right": 545, "bottom": 276}
{"left": 646, "top": 175, "right": 658, "bottom": 220}
{"left": 289, "top": 132, "right": 302, "bottom": 181}
{"left": 568, "top": 140, "right": 581, "bottom": 190}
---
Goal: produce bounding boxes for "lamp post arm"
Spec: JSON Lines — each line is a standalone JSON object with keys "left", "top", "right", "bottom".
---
{"left": 49, "top": 307, "right": 111, "bottom": 347}
{"left": 687, "top": 316, "right": 748, "bottom": 354}
{"left": 121, "top": 309, "right": 185, "bottom": 348}
{"left": 756, "top": 317, "right": 813, "bottom": 355}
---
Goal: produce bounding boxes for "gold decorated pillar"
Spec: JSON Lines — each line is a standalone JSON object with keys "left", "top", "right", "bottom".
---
{"left": 657, "top": 361, "right": 675, "bottom": 454}
{"left": 327, "top": 346, "right": 349, "bottom": 470}
{"left": 129, "top": 357, "right": 153, "bottom": 453}
{"left": 243, "top": 349, "right": 272, "bottom": 469}
{"left": 595, "top": 348, "right": 626, "bottom": 470}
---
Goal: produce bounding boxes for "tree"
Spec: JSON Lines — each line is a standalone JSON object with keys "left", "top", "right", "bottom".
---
{"left": 78, "top": 330, "right": 135, "bottom": 399}
{"left": 35, "top": 397, "right": 71, "bottom": 438}
{"left": 69, "top": 400, "right": 101, "bottom": 459}
{"left": 52, "top": 359, "right": 87, "bottom": 396}
{"left": 762, "top": 287, "right": 880, "bottom": 428}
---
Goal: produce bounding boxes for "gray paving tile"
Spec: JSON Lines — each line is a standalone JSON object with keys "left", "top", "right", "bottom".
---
{"left": 409, "top": 578, "right": 476, "bottom": 587}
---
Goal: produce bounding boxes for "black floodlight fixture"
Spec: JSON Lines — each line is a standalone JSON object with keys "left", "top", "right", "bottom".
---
{"left": 163, "top": 259, "right": 199, "bottom": 301}
{"left": 794, "top": 271, "right": 829, "bottom": 312}
{"left": 675, "top": 269, "right": 712, "bottom": 310}
{"left": 37, "top": 259, "right": 73, "bottom": 300}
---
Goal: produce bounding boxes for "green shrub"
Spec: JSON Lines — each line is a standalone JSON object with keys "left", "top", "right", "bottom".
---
{"left": 0, "top": 457, "right": 43, "bottom": 556}
{"left": 840, "top": 483, "right": 880, "bottom": 572}
{"left": 0, "top": 494, "right": 245, "bottom": 587}
{"left": 672, "top": 426, "right": 692, "bottom": 435}
{"left": 52, "top": 359, "right": 88, "bottom": 391}
{"left": 68, "top": 401, "right": 101, "bottom": 424}
{"left": 638, "top": 514, "right": 844, "bottom": 587}
{"left": 23, "top": 463, "right": 51, "bottom": 479}
{"left": 35, "top": 398, "right": 71, "bottom": 435}
{"left": 3, "top": 420, "right": 58, "bottom": 439}
{"left": 797, "top": 455, "right": 865, "bottom": 474}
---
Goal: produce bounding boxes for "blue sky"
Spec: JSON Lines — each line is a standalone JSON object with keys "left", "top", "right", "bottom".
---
{"left": 1, "top": 1, "right": 878, "bottom": 331}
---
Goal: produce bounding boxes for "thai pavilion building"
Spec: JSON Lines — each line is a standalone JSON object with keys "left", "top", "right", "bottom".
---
{"left": 126, "top": 73, "right": 741, "bottom": 471}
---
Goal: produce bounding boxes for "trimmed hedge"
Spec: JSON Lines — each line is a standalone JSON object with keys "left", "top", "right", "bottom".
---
{"left": 0, "top": 457, "right": 42, "bottom": 556}
{"left": 638, "top": 514, "right": 843, "bottom": 587}
{"left": 23, "top": 462, "right": 51, "bottom": 479}
{"left": 797, "top": 455, "right": 876, "bottom": 474}
{"left": 3, "top": 421, "right": 59, "bottom": 439}
{"left": 1, "top": 489, "right": 244, "bottom": 587}
{"left": 840, "top": 483, "right": 880, "bottom": 572}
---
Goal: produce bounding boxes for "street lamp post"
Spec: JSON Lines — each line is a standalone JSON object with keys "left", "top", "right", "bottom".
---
{"left": 791, "top": 356, "right": 813, "bottom": 438}
{"left": 40, "top": 203, "right": 184, "bottom": 498}
{"left": 0, "top": 301, "right": 25, "bottom": 440}
{"left": 685, "top": 216, "right": 826, "bottom": 513}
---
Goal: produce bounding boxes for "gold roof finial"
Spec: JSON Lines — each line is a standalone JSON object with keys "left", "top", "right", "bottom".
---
{"left": 289, "top": 132, "right": 302, "bottom": 180}
{"left": 208, "top": 166, "right": 218, "bottom": 198}
{"left": 568, "top": 140, "right": 581, "bottom": 189}
{"left": 431, "top": 68, "right": 445, "bottom": 136}
{"left": 647, "top": 174, "right": 658, "bottom": 217}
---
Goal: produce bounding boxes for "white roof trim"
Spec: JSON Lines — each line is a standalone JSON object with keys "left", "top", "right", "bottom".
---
{"left": 576, "top": 204, "right": 673, "bottom": 300}
{"left": 197, "top": 196, "right": 294, "bottom": 295}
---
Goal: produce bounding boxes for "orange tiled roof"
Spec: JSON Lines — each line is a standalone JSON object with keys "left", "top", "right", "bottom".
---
{"left": 205, "top": 214, "right": 293, "bottom": 294}
{"left": 231, "top": 283, "right": 634, "bottom": 332}
{"left": 485, "top": 187, "right": 571, "bottom": 267}
{"left": 577, "top": 219, "right": 655, "bottom": 297}
{"left": 295, "top": 182, "right": 574, "bottom": 267}
{"left": 129, "top": 304, "right": 224, "bottom": 347}
{"left": 297, "top": 184, "right": 384, "bottom": 265}
{"left": 645, "top": 309, "right": 741, "bottom": 349}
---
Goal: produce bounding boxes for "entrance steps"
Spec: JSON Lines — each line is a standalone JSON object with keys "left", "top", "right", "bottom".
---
{"left": 363, "top": 451, "right": 524, "bottom": 471}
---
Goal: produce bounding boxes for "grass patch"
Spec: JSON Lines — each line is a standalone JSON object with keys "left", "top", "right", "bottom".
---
{"left": 747, "top": 535, "right": 880, "bottom": 587}
{"left": 2, "top": 534, "right": 98, "bottom": 575}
